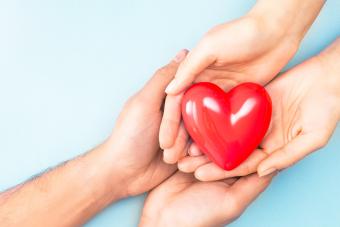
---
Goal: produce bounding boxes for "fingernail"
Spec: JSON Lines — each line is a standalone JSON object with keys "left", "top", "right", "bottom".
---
{"left": 165, "top": 80, "right": 177, "bottom": 94}
{"left": 173, "top": 49, "right": 186, "bottom": 63}
{"left": 163, "top": 149, "right": 176, "bottom": 164}
{"left": 189, "top": 146, "right": 202, "bottom": 157}
{"left": 258, "top": 167, "right": 276, "bottom": 177}
{"left": 194, "top": 170, "right": 206, "bottom": 181}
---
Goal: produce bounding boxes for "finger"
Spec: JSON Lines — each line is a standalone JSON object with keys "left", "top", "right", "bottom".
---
{"left": 177, "top": 155, "right": 210, "bottom": 173}
{"left": 163, "top": 123, "right": 189, "bottom": 164}
{"left": 195, "top": 149, "right": 268, "bottom": 181}
{"left": 159, "top": 94, "right": 183, "bottom": 149}
{"left": 223, "top": 172, "right": 276, "bottom": 217}
{"left": 165, "top": 43, "right": 216, "bottom": 95}
{"left": 139, "top": 49, "right": 188, "bottom": 107}
{"left": 188, "top": 142, "right": 203, "bottom": 156}
{"left": 257, "top": 132, "right": 328, "bottom": 177}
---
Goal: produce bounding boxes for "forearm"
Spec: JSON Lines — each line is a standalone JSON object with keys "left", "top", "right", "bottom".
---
{"left": 248, "top": 0, "right": 325, "bottom": 42}
{"left": 318, "top": 38, "right": 340, "bottom": 114}
{"left": 0, "top": 143, "right": 125, "bottom": 226}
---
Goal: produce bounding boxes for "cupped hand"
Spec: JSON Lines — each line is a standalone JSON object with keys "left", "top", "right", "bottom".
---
{"left": 101, "top": 50, "right": 188, "bottom": 196}
{"left": 257, "top": 38, "right": 340, "bottom": 176}
{"left": 159, "top": 14, "right": 301, "bottom": 165}
{"left": 139, "top": 171, "right": 276, "bottom": 227}
{"left": 177, "top": 38, "right": 340, "bottom": 181}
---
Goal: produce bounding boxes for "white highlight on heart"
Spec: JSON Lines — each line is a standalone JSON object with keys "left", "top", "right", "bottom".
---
{"left": 185, "top": 100, "right": 193, "bottom": 115}
{"left": 203, "top": 97, "right": 220, "bottom": 113}
{"left": 231, "top": 98, "right": 256, "bottom": 125}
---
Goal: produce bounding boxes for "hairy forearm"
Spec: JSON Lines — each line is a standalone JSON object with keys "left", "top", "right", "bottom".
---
{"left": 249, "top": 0, "right": 325, "bottom": 41}
{"left": 0, "top": 144, "right": 124, "bottom": 226}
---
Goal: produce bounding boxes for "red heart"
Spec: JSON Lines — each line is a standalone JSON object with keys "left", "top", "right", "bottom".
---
{"left": 182, "top": 82, "right": 272, "bottom": 170}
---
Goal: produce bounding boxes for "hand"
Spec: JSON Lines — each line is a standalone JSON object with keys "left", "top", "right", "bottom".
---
{"left": 177, "top": 38, "right": 340, "bottom": 181}
{"left": 159, "top": 0, "right": 325, "bottom": 165}
{"left": 101, "top": 50, "right": 188, "bottom": 196}
{"left": 257, "top": 38, "right": 340, "bottom": 176}
{"left": 139, "top": 171, "right": 276, "bottom": 227}
{"left": 0, "top": 51, "right": 189, "bottom": 226}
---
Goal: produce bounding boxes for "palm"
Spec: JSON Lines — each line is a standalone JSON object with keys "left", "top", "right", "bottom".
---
{"left": 141, "top": 171, "right": 274, "bottom": 227}
{"left": 259, "top": 57, "right": 339, "bottom": 168}
{"left": 143, "top": 172, "right": 239, "bottom": 227}
{"left": 170, "top": 177, "right": 239, "bottom": 225}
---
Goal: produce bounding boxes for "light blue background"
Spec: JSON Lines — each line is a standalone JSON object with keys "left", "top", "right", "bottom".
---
{"left": 0, "top": 0, "right": 339, "bottom": 226}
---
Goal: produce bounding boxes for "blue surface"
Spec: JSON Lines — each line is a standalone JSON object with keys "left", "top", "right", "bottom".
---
{"left": 0, "top": 1, "right": 339, "bottom": 226}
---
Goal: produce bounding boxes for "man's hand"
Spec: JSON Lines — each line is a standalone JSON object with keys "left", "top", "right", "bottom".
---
{"left": 0, "top": 50, "right": 188, "bottom": 226}
{"left": 257, "top": 38, "right": 340, "bottom": 176}
{"left": 103, "top": 49, "right": 188, "bottom": 196}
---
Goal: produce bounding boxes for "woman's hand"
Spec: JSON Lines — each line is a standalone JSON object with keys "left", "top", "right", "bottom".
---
{"left": 159, "top": 0, "right": 325, "bottom": 165}
{"left": 177, "top": 38, "right": 340, "bottom": 181}
{"left": 140, "top": 171, "right": 276, "bottom": 227}
{"left": 165, "top": 0, "right": 326, "bottom": 94}
{"left": 257, "top": 38, "right": 340, "bottom": 176}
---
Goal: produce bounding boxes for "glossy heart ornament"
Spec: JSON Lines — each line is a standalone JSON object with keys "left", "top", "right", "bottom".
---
{"left": 182, "top": 82, "right": 272, "bottom": 170}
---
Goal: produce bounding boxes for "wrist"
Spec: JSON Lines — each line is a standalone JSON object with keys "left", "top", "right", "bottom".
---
{"left": 97, "top": 139, "right": 147, "bottom": 199}
{"left": 88, "top": 143, "right": 130, "bottom": 203}
{"left": 247, "top": 0, "right": 325, "bottom": 44}
{"left": 318, "top": 38, "right": 340, "bottom": 76}
{"left": 316, "top": 38, "right": 340, "bottom": 99}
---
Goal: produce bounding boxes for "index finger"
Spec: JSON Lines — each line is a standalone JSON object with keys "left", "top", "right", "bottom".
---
{"left": 159, "top": 93, "right": 183, "bottom": 149}
{"left": 165, "top": 43, "right": 216, "bottom": 95}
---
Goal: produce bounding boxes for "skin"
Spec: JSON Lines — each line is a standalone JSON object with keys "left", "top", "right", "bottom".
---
{"left": 159, "top": 0, "right": 326, "bottom": 167}
{"left": 178, "top": 38, "right": 340, "bottom": 181}
{"left": 139, "top": 172, "right": 276, "bottom": 227}
{"left": 0, "top": 1, "right": 334, "bottom": 225}
{"left": 0, "top": 51, "right": 188, "bottom": 226}
{"left": 0, "top": 51, "right": 277, "bottom": 227}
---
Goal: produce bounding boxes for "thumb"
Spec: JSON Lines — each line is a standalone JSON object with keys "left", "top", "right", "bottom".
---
{"left": 257, "top": 132, "right": 328, "bottom": 177}
{"left": 165, "top": 42, "right": 216, "bottom": 95}
{"left": 138, "top": 49, "right": 188, "bottom": 107}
